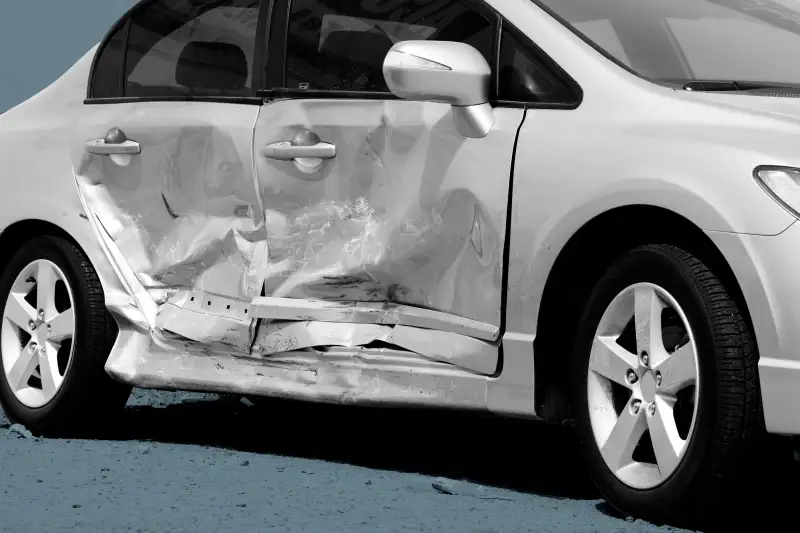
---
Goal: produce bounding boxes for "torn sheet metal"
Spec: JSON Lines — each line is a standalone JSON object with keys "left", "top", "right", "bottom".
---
{"left": 74, "top": 104, "right": 267, "bottom": 303}
{"left": 254, "top": 100, "right": 522, "bottom": 328}
{"left": 106, "top": 321, "right": 491, "bottom": 410}
{"left": 252, "top": 320, "right": 498, "bottom": 375}
{"left": 73, "top": 89, "right": 520, "bottom": 379}
{"left": 157, "top": 302, "right": 254, "bottom": 353}
{"left": 249, "top": 295, "right": 498, "bottom": 340}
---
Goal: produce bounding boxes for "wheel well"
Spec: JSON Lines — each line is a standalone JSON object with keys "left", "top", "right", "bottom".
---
{"left": 0, "top": 220, "right": 83, "bottom": 279}
{"left": 533, "top": 205, "right": 753, "bottom": 422}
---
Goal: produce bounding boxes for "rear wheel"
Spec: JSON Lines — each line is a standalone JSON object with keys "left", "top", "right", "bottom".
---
{"left": 0, "top": 236, "right": 130, "bottom": 434}
{"left": 572, "top": 244, "right": 762, "bottom": 524}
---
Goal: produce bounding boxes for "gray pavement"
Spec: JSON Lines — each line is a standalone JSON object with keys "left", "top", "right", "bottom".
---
{"left": 0, "top": 389, "right": 784, "bottom": 533}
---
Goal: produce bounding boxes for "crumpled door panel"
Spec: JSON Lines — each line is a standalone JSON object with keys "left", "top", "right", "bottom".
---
{"left": 73, "top": 103, "right": 265, "bottom": 351}
{"left": 254, "top": 99, "right": 522, "bottom": 328}
{"left": 74, "top": 97, "right": 523, "bottom": 375}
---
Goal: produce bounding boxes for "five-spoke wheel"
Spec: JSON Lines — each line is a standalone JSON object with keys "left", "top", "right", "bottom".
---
{"left": 0, "top": 236, "right": 130, "bottom": 434}
{"left": 2, "top": 259, "right": 76, "bottom": 408}
{"left": 588, "top": 282, "right": 699, "bottom": 489}
{"left": 573, "top": 244, "right": 762, "bottom": 524}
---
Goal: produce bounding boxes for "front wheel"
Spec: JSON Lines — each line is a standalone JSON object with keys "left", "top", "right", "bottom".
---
{"left": 0, "top": 236, "right": 131, "bottom": 434}
{"left": 572, "top": 244, "right": 762, "bottom": 524}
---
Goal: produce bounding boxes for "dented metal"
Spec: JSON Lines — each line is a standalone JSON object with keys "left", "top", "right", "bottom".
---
{"left": 253, "top": 99, "right": 519, "bottom": 327}
{"left": 64, "top": 34, "right": 525, "bottom": 413}
{"left": 252, "top": 320, "right": 498, "bottom": 375}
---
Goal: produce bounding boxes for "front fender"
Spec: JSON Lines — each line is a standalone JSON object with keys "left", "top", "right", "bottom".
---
{"left": 505, "top": 174, "right": 793, "bottom": 337}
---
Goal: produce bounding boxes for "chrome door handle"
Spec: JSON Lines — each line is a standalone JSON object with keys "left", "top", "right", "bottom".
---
{"left": 85, "top": 139, "right": 141, "bottom": 155}
{"left": 85, "top": 127, "right": 141, "bottom": 155}
{"left": 262, "top": 141, "right": 336, "bottom": 160}
{"left": 262, "top": 131, "right": 336, "bottom": 161}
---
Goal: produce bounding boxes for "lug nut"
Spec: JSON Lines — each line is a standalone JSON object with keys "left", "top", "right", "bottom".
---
{"left": 641, "top": 351, "right": 649, "bottom": 366}
{"left": 656, "top": 371, "right": 662, "bottom": 387}
{"left": 37, "top": 309, "right": 44, "bottom": 320}
{"left": 648, "top": 402, "right": 656, "bottom": 416}
{"left": 39, "top": 346, "right": 45, "bottom": 354}
{"left": 631, "top": 399, "right": 641, "bottom": 414}
{"left": 29, "top": 342, "right": 37, "bottom": 353}
{"left": 627, "top": 370, "right": 638, "bottom": 384}
{"left": 28, "top": 320, "right": 36, "bottom": 331}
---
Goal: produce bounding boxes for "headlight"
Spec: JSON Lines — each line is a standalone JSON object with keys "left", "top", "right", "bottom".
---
{"left": 754, "top": 166, "right": 800, "bottom": 219}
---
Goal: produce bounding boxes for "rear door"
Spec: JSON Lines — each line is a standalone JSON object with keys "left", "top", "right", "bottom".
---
{"left": 249, "top": 0, "right": 527, "bottom": 372}
{"left": 73, "top": 0, "right": 266, "bottom": 352}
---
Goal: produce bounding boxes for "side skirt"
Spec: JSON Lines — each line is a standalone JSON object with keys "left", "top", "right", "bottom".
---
{"left": 107, "top": 330, "right": 493, "bottom": 411}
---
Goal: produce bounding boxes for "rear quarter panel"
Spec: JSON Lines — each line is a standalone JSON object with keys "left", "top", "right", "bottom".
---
{"left": 0, "top": 47, "right": 126, "bottom": 300}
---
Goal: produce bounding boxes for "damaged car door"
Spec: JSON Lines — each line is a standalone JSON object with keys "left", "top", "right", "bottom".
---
{"left": 249, "top": 0, "right": 524, "bottom": 374}
{"left": 73, "top": 0, "right": 266, "bottom": 352}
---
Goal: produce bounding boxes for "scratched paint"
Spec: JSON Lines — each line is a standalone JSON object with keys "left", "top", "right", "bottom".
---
{"left": 254, "top": 98, "right": 519, "bottom": 327}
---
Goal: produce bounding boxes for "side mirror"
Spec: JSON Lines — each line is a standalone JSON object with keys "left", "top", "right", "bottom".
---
{"left": 382, "top": 40, "right": 495, "bottom": 138}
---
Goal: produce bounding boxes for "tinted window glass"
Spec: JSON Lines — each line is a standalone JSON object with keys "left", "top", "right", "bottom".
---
{"left": 497, "top": 29, "right": 577, "bottom": 103}
{"left": 285, "top": 0, "right": 493, "bottom": 92}
{"left": 536, "top": 0, "right": 800, "bottom": 86}
{"left": 91, "top": 22, "right": 126, "bottom": 98}
{"left": 125, "top": 0, "right": 260, "bottom": 97}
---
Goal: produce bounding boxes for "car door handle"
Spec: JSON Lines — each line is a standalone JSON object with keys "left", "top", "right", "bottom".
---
{"left": 262, "top": 141, "right": 336, "bottom": 161}
{"left": 85, "top": 127, "right": 141, "bottom": 155}
{"left": 262, "top": 131, "right": 336, "bottom": 161}
{"left": 85, "top": 139, "right": 141, "bottom": 155}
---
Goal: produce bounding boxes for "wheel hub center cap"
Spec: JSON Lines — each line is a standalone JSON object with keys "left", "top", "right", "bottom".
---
{"left": 640, "top": 370, "right": 656, "bottom": 402}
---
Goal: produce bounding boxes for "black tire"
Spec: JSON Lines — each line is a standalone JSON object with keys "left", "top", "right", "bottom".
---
{"left": 0, "top": 236, "right": 131, "bottom": 435}
{"left": 571, "top": 244, "right": 762, "bottom": 525}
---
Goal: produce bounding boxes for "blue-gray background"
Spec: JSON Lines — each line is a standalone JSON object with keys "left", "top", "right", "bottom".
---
{"left": 0, "top": 0, "right": 132, "bottom": 112}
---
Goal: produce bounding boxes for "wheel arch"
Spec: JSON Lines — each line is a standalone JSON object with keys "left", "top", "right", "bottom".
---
{"left": 0, "top": 220, "right": 87, "bottom": 276}
{"left": 532, "top": 204, "right": 755, "bottom": 422}
{"left": 0, "top": 218, "right": 125, "bottom": 307}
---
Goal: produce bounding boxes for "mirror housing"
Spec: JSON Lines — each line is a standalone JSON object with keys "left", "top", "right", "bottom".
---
{"left": 382, "top": 40, "right": 494, "bottom": 138}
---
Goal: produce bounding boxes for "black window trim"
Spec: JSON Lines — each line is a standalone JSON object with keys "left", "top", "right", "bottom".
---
{"left": 258, "top": 0, "right": 501, "bottom": 102}
{"left": 256, "top": 0, "right": 582, "bottom": 110}
{"left": 495, "top": 18, "right": 583, "bottom": 109}
{"left": 84, "top": 0, "right": 269, "bottom": 106}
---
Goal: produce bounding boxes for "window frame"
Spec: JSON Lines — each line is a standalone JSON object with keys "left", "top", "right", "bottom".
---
{"left": 260, "top": 0, "right": 501, "bottom": 101}
{"left": 258, "top": 0, "right": 581, "bottom": 109}
{"left": 85, "top": 0, "right": 270, "bottom": 105}
{"left": 495, "top": 19, "right": 583, "bottom": 109}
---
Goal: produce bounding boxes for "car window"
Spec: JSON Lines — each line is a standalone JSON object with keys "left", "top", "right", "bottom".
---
{"left": 125, "top": 0, "right": 260, "bottom": 97}
{"left": 535, "top": 0, "right": 800, "bottom": 86}
{"left": 90, "top": 0, "right": 260, "bottom": 99}
{"left": 497, "top": 28, "right": 578, "bottom": 103}
{"left": 284, "top": 0, "right": 493, "bottom": 93}
{"left": 665, "top": 17, "right": 800, "bottom": 82}
{"left": 91, "top": 23, "right": 126, "bottom": 99}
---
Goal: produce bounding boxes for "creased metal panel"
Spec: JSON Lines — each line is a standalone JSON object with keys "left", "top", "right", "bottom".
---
{"left": 156, "top": 302, "right": 254, "bottom": 353}
{"left": 254, "top": 99, "right": 522, "bottom": 328}
{"left": 252, "top": 320, "right": 390, "bottom": 354}
{"left": 250, "top": 295, "right": 499, "bottom": 340}
{"left": 387, "top": 325, "right": 497, "bottom": 375}
{"left": 74, "top": 102, "right": 266, "bottom": 302}
{"left": 251, "top": 320, "right": 498, "bottom": 375}
{"left": 105, "top": 331, "right": 491, "bottom": 411}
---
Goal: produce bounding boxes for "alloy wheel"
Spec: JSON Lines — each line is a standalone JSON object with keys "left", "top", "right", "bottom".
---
{"left": 1, "top": 259, "right": 76, "bottom": 408}
{"left": 587, "top": 282, "right": 700, "bottom": 490}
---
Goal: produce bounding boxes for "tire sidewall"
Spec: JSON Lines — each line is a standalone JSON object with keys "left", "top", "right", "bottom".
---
{"left": 572, "top": 246, "right": 719, "bottom": 519}
{"left": 0, "top": 237, "right": 94, "bottom": 427}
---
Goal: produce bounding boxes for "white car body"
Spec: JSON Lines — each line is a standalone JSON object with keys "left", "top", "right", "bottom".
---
{"left": 0, "top": 0, "right": 799, "bottom": 432}
{"left": 2, "top": 4, "right": 800, "bottom": 517}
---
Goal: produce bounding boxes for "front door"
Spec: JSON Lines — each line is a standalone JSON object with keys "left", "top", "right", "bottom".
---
{"left": 250, "top": 0, "right": 525, "bottom": 373}
{"left": 73, "top": 0, "right": 266, "bottom": 352}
